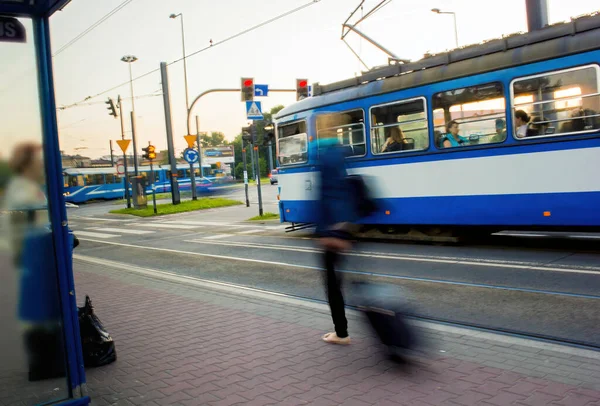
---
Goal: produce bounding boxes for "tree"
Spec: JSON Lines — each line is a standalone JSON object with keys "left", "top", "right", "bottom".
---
{"left": 200, "top": 131, "right": 226, "bottom": 147}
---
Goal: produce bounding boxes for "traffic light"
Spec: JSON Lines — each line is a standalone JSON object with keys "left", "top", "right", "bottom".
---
{"left": 241, "top": 77, "right": 254, "bottom": 102}
{"left": 242, "top": 126, "right": 253, "bottom": 143}
{"left": 142, "top": 144, "right": 156, "bottom": 161}
{"left": 106, "top": 97, "right": 118, "bottom": 118}
{"left": 296, "top": 78, "right": 309, "bottom": 101}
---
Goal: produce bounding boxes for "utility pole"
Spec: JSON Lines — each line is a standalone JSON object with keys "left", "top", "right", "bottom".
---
{"left": 109, "top": 140, "right": 114, "bottom": 166}
{"left": 160, "top": 62, "right": 181, "bottom": 205}
{"left": 118, "top": 95, "right": 131, "bottom": 208}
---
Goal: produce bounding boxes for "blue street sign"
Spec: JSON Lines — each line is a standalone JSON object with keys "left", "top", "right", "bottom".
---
{"left": 308, "top": 85, "right": 312, "bottom": 97}
{"left": 254, "top": 84, "right": 269, "bottom": 97}
{"left": 246, "top": 100, "right": 263, "bottom": 120}
{"left": 183, "top": 148, "right": 199, "bottom": 164}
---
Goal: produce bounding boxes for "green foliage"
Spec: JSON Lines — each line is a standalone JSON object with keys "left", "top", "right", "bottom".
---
{"left": 200, "top": 131, "right": 226, "bottom": 147}
{"left": 233, "top": 157, "right": 268, "bottom": 180}
{"left": 109, "top": 197, "right": 242, "bottom": 217}
{"left": 0, "top": 159, "right": 12, "bottom": 191}
{"left": 248, "top": 212, "right": 279, "bottom": 221}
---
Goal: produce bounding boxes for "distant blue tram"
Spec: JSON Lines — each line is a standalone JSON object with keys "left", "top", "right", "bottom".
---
{"left": 63, "top": 164, "right": 217, "bottom": 204}
{"left": 274, "top": 13, "right": 600, "bottom": 235}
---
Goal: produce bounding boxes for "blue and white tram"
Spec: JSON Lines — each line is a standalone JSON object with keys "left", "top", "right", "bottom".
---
{"left": 274, "top": 13, "right": 600, "bottom": 235}
{"left": 63, "top": 163, "right": 215, "bottom": 204}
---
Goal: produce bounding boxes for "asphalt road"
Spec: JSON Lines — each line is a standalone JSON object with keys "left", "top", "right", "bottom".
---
{"left": 68, "top": 206, "right": 600, "bottom": 348}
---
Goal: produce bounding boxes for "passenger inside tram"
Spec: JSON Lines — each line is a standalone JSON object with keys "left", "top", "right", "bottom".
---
{"left": 490, "top": 118, "right": 507, "bottom": 143}
{"left": 381, "top": 127, "right": 407, "bottom": 153}
{"left": 514, "top": 110, "right": 531, "bottom": 138}
{"left": 441, "top": 120, "right": 470, "bottom": 148}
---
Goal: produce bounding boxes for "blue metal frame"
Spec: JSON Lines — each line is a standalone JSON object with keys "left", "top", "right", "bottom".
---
{"left": 33, "top": 15, "right": 88, "bottom": 401}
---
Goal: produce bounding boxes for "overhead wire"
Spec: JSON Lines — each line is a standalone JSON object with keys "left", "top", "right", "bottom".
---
{"left": 59, "top": 0, "right": 323, "bottom": 110}
{"left": 53, "top": 0, "right": 135, "bottom": 57}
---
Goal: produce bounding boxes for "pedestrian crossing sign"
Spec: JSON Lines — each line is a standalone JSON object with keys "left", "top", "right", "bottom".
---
{"left": 246, "top": 101, "right": 263, "bottom": 120}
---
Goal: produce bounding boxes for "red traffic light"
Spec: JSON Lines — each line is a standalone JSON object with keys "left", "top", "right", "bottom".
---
{"left": 298, "top": 80, "right": 308, "bottom": 88}
{"left": 243, "top": 79, "right": 254, "bottom": 87}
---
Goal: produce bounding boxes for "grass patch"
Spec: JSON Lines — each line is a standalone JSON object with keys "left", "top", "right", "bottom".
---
{"left": 248, "top": 212, "right": 280, "bottom": 221}
{"left": 110, "top": 197, "right": 242, "bottom": 217}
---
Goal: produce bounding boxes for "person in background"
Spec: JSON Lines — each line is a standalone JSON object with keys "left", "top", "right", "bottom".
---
{"left": 442, "top": 120, "right": 469, "bottom": 148}
{"left": 490, "top": 118, "right": 507, "bottom": 143}
{"left": 514, "top": 110, "right": 530, "bottom": 138}
{"left": 315, "top": 132, "right": 357, "bottom": 345}
{"left": 381, "top": 127, "right": 406, "bottom": 153}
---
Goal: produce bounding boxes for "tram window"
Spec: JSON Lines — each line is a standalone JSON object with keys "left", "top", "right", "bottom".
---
{"left": 67, "top": 175, "right": 81, "bottom": 187}
{"left": 371, "top": 98, "right": 429, "bottom": 154}
{"left": 105, "top": 174, "right": 116, "bottom": 184}
{"left": 177, "top": 170, "right": 185, "bottom": 178}
{"left": 278, "top": 120, "right": 308, "bottom": 166}
{"left": 316, "top": 109, "right": 366, "bottom": 157}
{"left": 511, "top": 65, "right": 600, "bottom": 139}
{"left": 433, "top": 82, "right": 506, "bottom": 148}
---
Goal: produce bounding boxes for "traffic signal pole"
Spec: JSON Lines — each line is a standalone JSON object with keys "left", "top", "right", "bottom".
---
{"left": 251, "top": 125, "right": 264, "bottom": 216}
{"left": 118, "top": 95, "right": 131, "bottom": 209}
{"left": 160, "top": 62, "right": 181, "bottom": 205}
{"left": 242, "top": 144, "right": 249, "bottom": 207}
{"left": 150, "top": 160, "right": 157, "bottom": 214}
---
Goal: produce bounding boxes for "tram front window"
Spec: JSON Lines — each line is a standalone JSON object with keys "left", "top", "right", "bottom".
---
{"left": 0, "top": 17, "right": 69, "bottom": 404}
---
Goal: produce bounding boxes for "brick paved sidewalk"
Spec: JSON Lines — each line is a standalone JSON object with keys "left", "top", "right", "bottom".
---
{"left": 73, "top": 257, "right": 600, "bottom": 406}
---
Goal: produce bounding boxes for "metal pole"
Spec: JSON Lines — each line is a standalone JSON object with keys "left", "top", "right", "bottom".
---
{"left": 242, "top": 143, "right": 249, "bottom": 207}
{"left": 249, "top": 137, "right": 256, "bottom": 181}
{"left": 190, "top": 162, "right": 197, "bottom": 200}
{"left": 195, "top": 115, "right": 203, "bottom": 177}
{"left": 252, "top": 125, "right": 264, "bottom": 216}
{"left": 118, "top": 95, "right": 131, "bottom": 208}
{"left": 267, "top": 140, "right": 274, "bottom": 176}
{"left": 128, "top": 63, "right": 139, "bottom": 176}
{"left": 160, "top": 61, "right": 181, "bottom": 205}
{"left": 452, "top": 13, "right": 458, "bottom": 48}
{"left": 130, "top": 112, "right": 139, "bottom": 176}
{"left": 525, "top": 0, "right": 549, "bottom": 32}
{"left": 180, "top": 14, "right": 190, "bottom": 112}
{"left": 109, "top": 140, "right": 114, "bottom": 164}
{"left": 254, "top": 144, "right": 263, "bottom": 216}
{"left": 150, "top": 160, "right": 157, "bottom": 214}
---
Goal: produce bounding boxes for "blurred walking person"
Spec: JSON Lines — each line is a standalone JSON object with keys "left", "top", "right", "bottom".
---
{"left": 316, "top": 134, "right": 357, "bottom": 345}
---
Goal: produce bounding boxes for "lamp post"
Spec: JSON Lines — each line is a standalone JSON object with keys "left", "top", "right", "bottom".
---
{"left": 169, "top": 13, "right": 190, "bottom": 112}
{"left": 431, "top": 8, "right": 458, "bottom": 48}
{"left": 121, "top": 55, "right": 139, "bottom": 176}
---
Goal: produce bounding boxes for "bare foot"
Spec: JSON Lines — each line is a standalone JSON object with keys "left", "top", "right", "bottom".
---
{"left": 322, "top": 332, "right": 351, "bottom": 345}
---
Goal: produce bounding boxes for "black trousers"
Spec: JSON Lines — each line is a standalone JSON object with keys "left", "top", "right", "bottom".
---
{"left": 323, "top": 250, "right": 348, "bottom": 338}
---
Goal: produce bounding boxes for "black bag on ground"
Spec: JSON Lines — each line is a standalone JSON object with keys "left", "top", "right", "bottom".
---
{"left": 78, "top": 295, "right": 116, "bottom": 367}
{"left": 353, "top": 282, "right": 416, "bottom": 360}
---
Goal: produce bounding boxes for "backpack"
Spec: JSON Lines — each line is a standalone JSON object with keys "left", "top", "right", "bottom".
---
{"left": 346, "top": 174, "right": 377, "bottom": 219}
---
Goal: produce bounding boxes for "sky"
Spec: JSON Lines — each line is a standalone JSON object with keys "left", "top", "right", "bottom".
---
{"left": 1, "top": 0, "right": 599, "bottom": 159}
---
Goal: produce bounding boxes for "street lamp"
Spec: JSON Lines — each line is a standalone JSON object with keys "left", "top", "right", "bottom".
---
{"left": 431, "top": 8, "right": 459, "bottom": 48}
{"left": 169, "top": 13, "right": 190, "bottom": 112}
{"left": 121, "top": 54, "right": 139, "bottom": 176}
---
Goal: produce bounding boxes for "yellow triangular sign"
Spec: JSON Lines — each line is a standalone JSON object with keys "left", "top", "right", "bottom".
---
{"left": 116, "top": 139, "right": 131, "bottom": 153}
{"left": 184, "top": 135, "right": 197, "bottom": 148}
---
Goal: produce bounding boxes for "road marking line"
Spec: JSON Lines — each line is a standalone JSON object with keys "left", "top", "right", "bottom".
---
{"left": 203, "top": 234, "right": 232, "bottom": 240}
{"left": 185, "top": 239, "right": 600, "bottom": 275}
{"left": 71, "top": 216, "right": 134, "bottom": 222}
{"left": 136, "top": 223, "right": 199, "bottom": 230}
{"left": 238, "top": 229, "right": 263, "bottom": 234}
{"left": 76, "top": 231, "right": 120, "bottom": 239}
{"left": 163, "top": 220, "right": 254, "bottom": 229}
{"left": 77, "top": 237, "right": 600, "bottom": 277}
{"left": 91, "top": 227, "right": 154, "bottom": 235}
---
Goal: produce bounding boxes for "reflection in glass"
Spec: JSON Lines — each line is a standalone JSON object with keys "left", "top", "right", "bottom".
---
{"left": 0, "top": 17, "right": 69, "bottom": 404}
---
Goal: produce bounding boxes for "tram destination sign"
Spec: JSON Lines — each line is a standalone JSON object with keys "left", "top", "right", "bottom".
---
{"left": 0, "top": 16, "right": 25, "bottom": 43}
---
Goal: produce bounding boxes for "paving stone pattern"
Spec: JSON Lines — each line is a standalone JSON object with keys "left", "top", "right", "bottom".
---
{"left": 67, "top": 261, "right": 600, "bottom": 406}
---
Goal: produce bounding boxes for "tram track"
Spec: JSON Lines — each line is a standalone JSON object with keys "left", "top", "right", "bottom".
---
{"left": 74, "top": 252, "right": 600, "bottom": 352}
{"left": 76, "top": 237, "right": 600, "bottom": 347}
